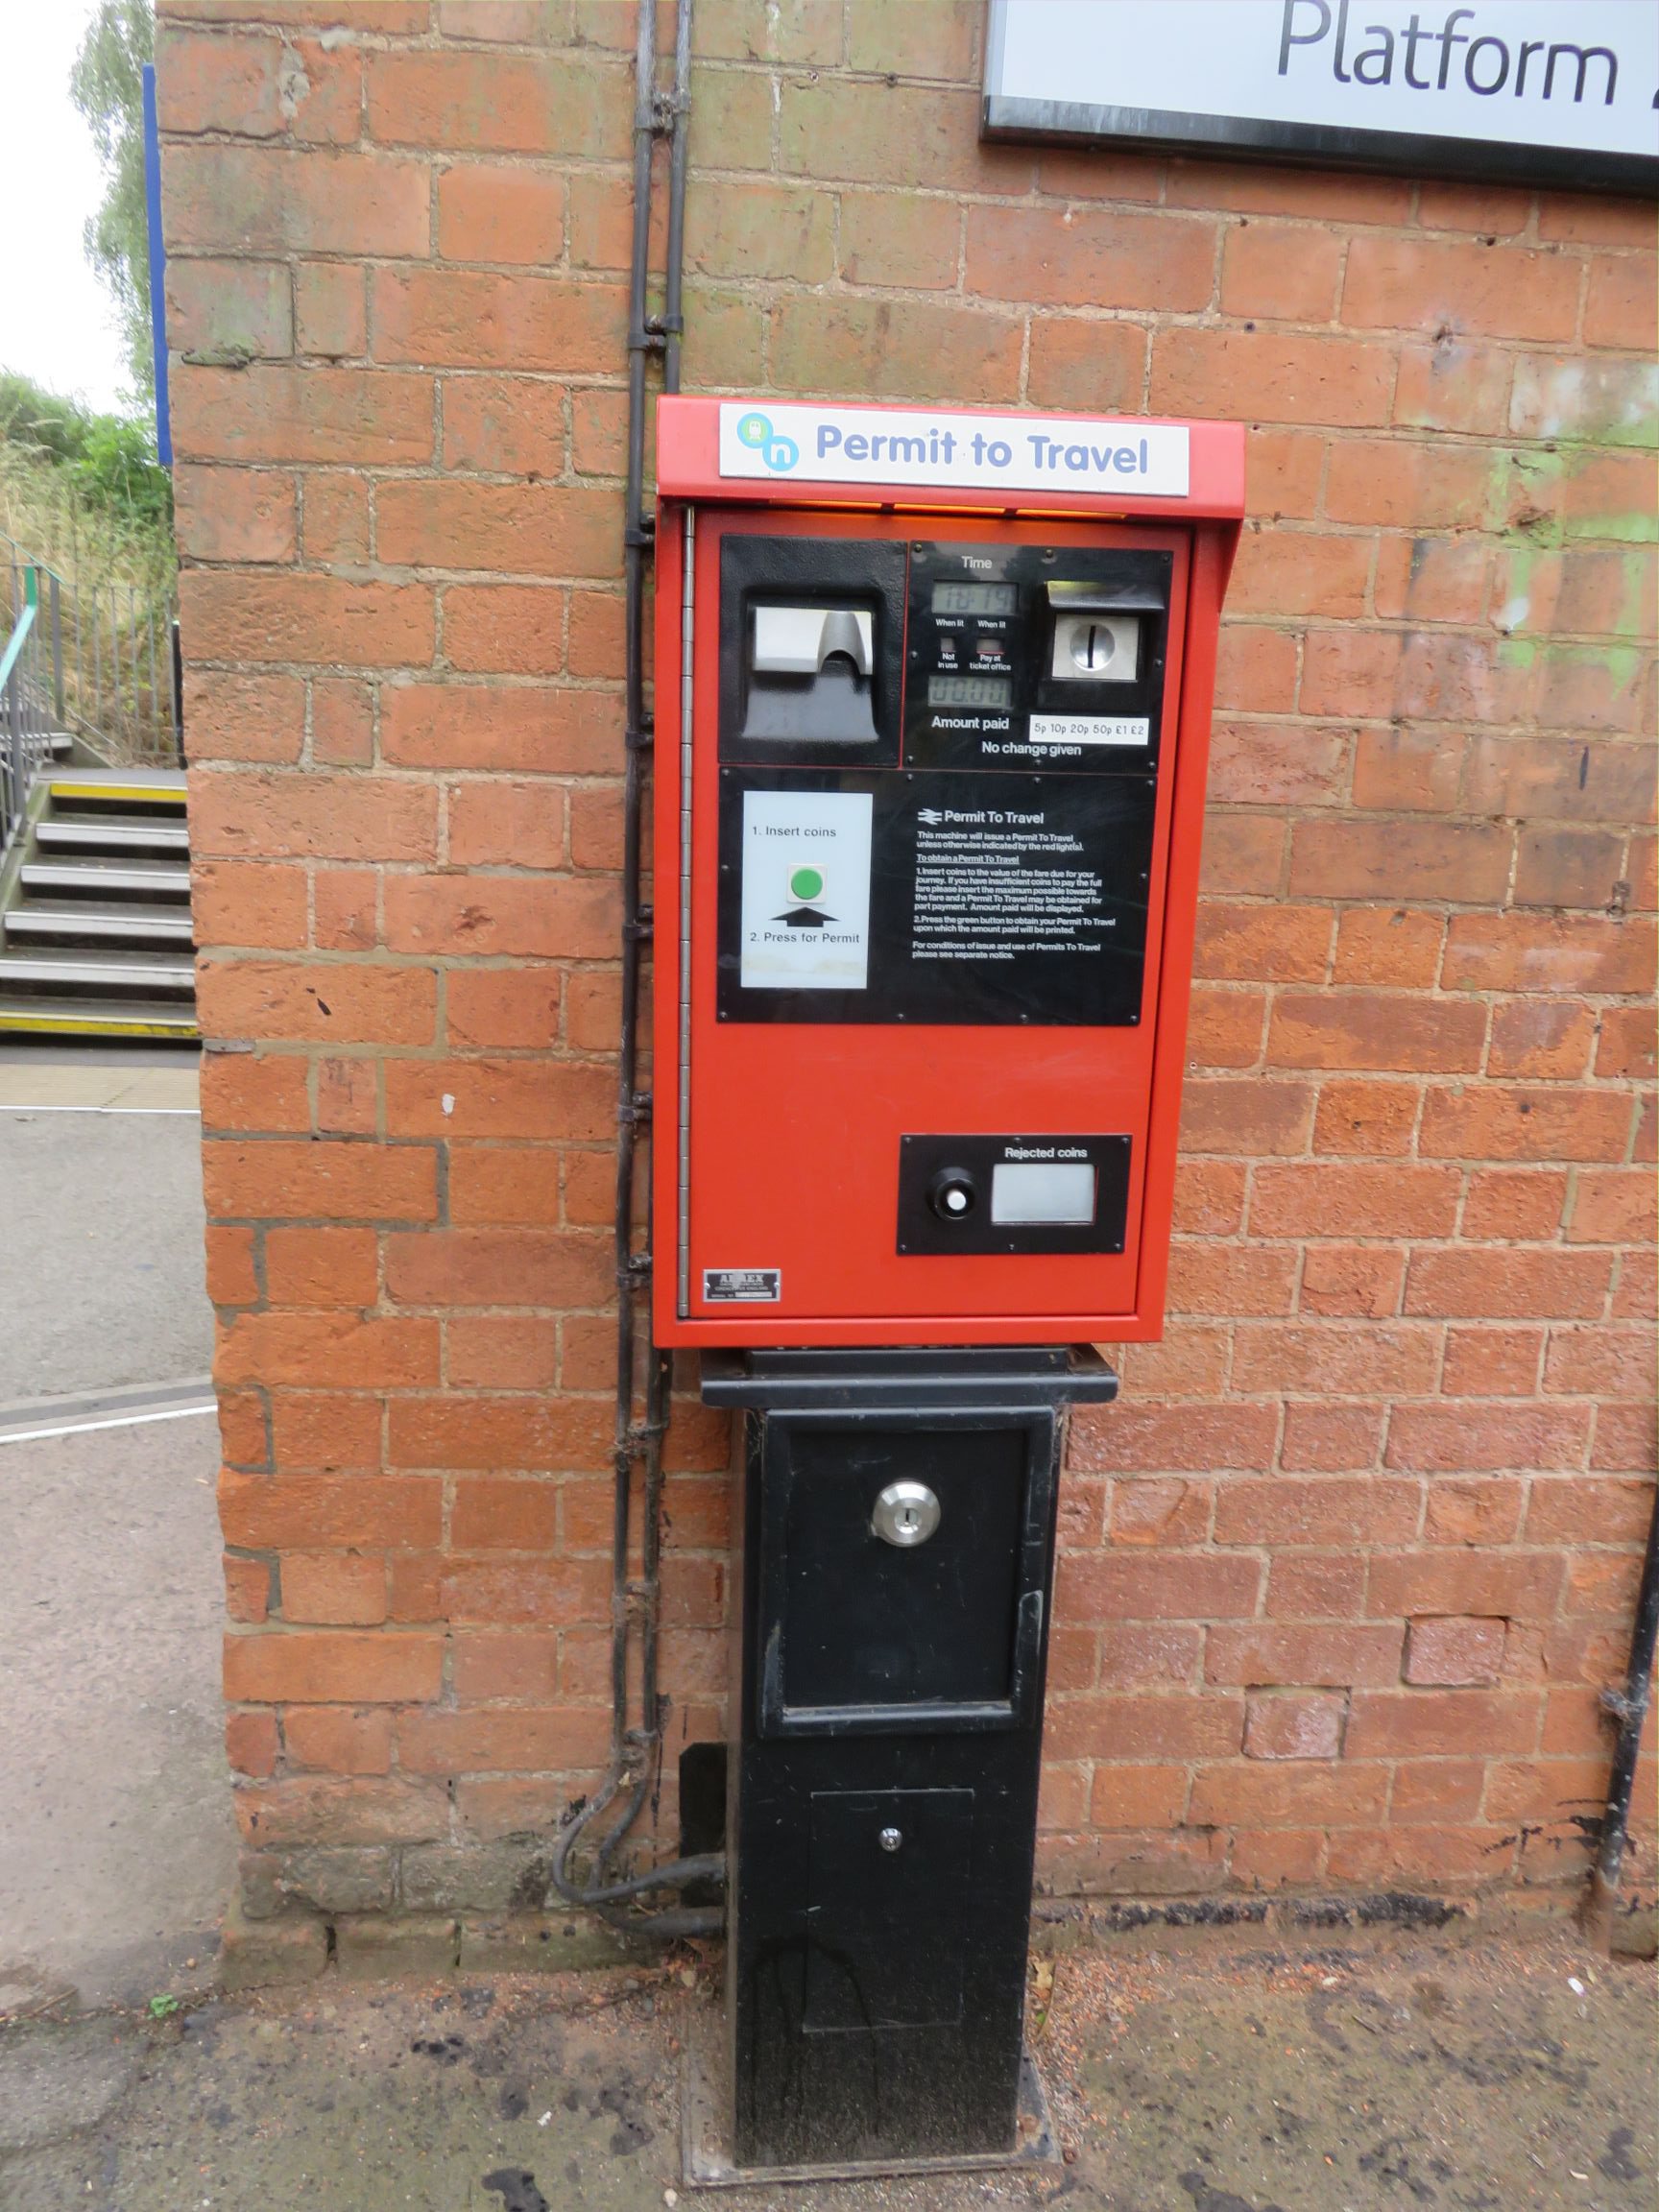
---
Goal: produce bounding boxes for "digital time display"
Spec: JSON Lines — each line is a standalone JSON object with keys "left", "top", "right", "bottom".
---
{"left": 928, "top": 674, "right": 1013, "bottom": 709}
{"left": 931, "top": 582, "right": 1018, "bottom": 616}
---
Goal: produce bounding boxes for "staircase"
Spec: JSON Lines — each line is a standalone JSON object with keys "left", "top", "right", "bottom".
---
{"left": 0, "top": 769, "right": 197, "bottom": 1039}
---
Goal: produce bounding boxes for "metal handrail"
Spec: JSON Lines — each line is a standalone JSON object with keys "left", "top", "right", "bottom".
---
{"left": 0, "top": 595, "right": 35, "bottom": 691}
{"left": 2, "top": 591, "right": 45, "bottom": 859}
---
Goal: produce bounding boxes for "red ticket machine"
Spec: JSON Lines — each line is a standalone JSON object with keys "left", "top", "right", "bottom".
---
{"left": 652, "top": 398, "right": 1244, "bottom": 2179}
{"left": 653, "top": 397, "right": 1243, "bottom": 1350}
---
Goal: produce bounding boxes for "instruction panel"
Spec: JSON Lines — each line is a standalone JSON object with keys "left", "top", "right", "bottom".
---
{"left": 913, "top": 804, "right": 1104, "bottom": 965}
{"left": 718, "top": 771, "right": 1155, "bottom": 1026}
{"left": 737, "top": 789, "right": 873, "bottom": 990}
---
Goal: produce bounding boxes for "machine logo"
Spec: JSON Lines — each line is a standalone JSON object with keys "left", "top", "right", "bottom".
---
{"left": 734, "top": 411, "right": 799, "bottom": 473}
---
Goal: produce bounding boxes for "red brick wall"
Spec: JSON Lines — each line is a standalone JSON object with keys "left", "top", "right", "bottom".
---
{"left": 158, "top": 0, "right": 1656, "bottom": 1927}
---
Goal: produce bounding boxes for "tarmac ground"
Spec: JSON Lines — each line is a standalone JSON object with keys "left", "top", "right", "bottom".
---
{"left": 0, "top": 1059, "right": 232, "bottom": 2018}
{"left": 0, "top": 1934, "right": 1653, "bottom": 2211}
{"left": 0, "top": 1075, "right": 210, "bottom": 1401}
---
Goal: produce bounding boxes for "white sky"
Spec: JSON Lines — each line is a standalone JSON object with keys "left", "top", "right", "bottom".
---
{"left": 1, "top": 0, "right": 136, "bottom": 415}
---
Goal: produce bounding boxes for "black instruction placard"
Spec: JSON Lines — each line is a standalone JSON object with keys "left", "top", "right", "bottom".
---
{"left": 717, "top": 769, "right": 1155, "bottom": 1027}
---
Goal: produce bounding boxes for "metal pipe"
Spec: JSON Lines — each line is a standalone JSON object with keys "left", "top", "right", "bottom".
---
{"left": 129, "top": 586, "right": 139, "bottom": 748}
{"left": 49, "top": 573, "right": 64, "bottom": 725}
{"left": 147, "top": 605, "right": 160, "bottom": 759}
{"left": 5, "top": 676, "right": 16, "bottom": 846}
{"left": 551, "top": 0, "right": 711, "bottom": 1936}
{"left": 559, "top": 0, "right": 663, "bottom": 1902}
{"left": 622, "top": 0, "right": 694, "bottom": 1899}
{"left": 172, "top": 616, "right": 185, "bottom": 766}
{"left": 661, "top": 0, "right": 692, "bottom": 397}
{"left": 1583, "top": 1475, "right": 1659, "bottom": 1949}
{"left": 590, "top": 0, "right": 663, "bottom": 1880}
{"left": 1, "top": 595, "right": 39, "bottom": 854}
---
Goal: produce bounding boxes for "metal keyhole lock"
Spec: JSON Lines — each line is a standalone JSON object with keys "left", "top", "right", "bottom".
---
{"left": 871, "top": 1479, "right": 941, "bottom": 1549}
{"left": 878, "top": 1827, "right": 903, "bottom": 1854}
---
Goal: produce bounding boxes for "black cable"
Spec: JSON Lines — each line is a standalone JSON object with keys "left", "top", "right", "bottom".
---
{"left": 551, "top": 0, "right": 713, "bottom": 1941}
{"left": 1583, "top": 1471, "right": 1659, "bottom": 1947}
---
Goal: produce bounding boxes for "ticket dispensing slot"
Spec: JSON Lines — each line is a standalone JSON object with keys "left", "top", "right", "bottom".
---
{"left": 741, "top": 601, "right": 878, "bottom": 744}
{"left": 722, "top": 535, "right": 906, "bottom": 765}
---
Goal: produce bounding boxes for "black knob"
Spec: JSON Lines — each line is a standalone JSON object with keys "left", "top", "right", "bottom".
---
{"left": 926, "top": 1167, "right": 977, "bottom": 1223}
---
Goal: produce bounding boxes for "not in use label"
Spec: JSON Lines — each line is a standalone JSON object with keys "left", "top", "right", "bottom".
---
{"left": 703, "top": 1267, "right": 781, "bottom": 1304}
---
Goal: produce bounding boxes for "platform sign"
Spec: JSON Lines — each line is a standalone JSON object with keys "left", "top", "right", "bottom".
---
{"left": 983, "top": 0, "right": 1659, "bottom": 195}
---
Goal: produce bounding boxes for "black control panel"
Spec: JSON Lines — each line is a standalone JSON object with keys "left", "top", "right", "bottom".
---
{"left": 714, "top": 533, "right": 1174, "bottom": 1029}
{"left": 896, "top": 1131, "right": 1131, "bottom": 1256}
{"left": 904, "top": 540, "right": 1172, "bottom": 774}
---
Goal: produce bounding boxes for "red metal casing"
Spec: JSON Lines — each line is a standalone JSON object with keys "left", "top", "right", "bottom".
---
{"left": 652, "top": 396, "right": 1243, "bottom": 1347}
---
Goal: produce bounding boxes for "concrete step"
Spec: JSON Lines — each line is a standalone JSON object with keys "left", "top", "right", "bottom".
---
{"left": 0, "top": 950, "right": 197, "bottom": 996}
{"left": 36, "top": 817, "right": 190, "bottom": 855}
{"left": 5, "top": 902, "right": 196, "bottom": 947}
{"left": 21, "top": 861, "right": 191, "bottom": 899}
{"left": 0, "top": 994, "right": 199, "bottom": 1038}
{"left": 0, "top": 764, "right": 197, "bottom": 1047}
{"left": 0, "top": 730, "right": 71, "bottom": 756}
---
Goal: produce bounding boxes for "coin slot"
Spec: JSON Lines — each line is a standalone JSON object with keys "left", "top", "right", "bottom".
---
{"left": 1049, "top": 610, "right": 1140, "bottom": 684}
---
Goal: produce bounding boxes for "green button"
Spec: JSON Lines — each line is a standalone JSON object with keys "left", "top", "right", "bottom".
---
{"left": 789, "top": 865, "right": 825, "bottom": 902}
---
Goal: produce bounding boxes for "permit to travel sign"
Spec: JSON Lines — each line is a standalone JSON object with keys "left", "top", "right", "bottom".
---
{"left": 983, "top": 0, "right": 1659, "bottom": 195}
{"left": 717, "top": 403, "right": 1191, "bottom": 497}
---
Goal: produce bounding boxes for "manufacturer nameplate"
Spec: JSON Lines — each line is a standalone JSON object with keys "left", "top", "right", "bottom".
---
{"left": 703, "top": 1267, "right": 781, "bottom": 1303}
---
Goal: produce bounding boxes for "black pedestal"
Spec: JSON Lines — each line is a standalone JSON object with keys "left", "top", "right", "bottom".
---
{"left": 702, "top": 1348, "right": 1117, "bottom": 2173}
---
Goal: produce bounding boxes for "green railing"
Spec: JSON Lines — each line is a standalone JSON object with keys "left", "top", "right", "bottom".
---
{"left": 0, "top": 576, "right": 46, "bottom": 858}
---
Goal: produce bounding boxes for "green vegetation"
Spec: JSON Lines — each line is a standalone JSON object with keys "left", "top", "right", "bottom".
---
{"left": 0, "top": 1, "right": 171, "bottom": 580}
{"left": 0, "top": 372, "right": 172, "bottom": 535}
{"left": 0, "top": 371, "right": 173, "bottom": 589}
{"left": 71, "top": 0, "right": 156, "bottom": 406}
{"left": 0, "top": 2, "right": 175, "bottom": 761}
{"left": 1, "top": 373, "right": 176, "bottom": 765}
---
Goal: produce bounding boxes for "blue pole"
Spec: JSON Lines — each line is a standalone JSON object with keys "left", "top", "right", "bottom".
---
{"left": 142, "top": 62, "right": 171, "bottom": 466}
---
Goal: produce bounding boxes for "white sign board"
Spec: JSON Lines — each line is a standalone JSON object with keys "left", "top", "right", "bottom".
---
{"left": 718, "top": 402, "right": 1190, "bottom": 497}
{"left": 738, "top": 789, "right": 873, "bottom": 991}
{"left": 1028, "top": 716, "right": 1151, "bottom": 747}
{"left": 984, "top": 0, "right": 1659, "bottom": 194}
